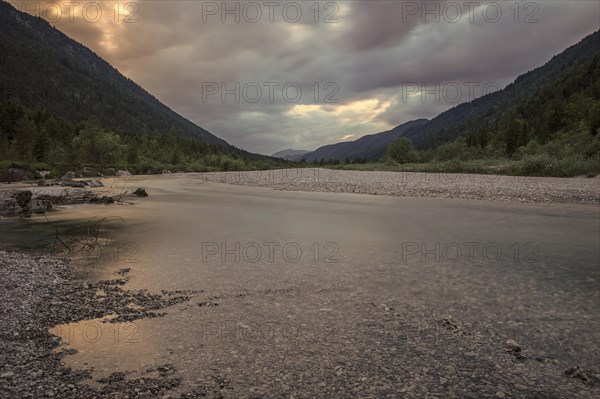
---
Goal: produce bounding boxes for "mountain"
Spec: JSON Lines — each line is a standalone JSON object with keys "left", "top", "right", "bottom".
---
{"left": 300, "top": 31, "right": 599, "bottom": 163}
{"left": 400, "top": 30, "right": 600, "bottom": 152}
{"left": 0, "top": 1, "right": 227, "bottom": 146}
{"left": 0, "top": 1, "right": 286, "bottom": 174}
{"left": 271, "top": 149, "right": 310, "bottom": 161}
{"left": 299, "top": 119, "right": 429, "bottom": 162}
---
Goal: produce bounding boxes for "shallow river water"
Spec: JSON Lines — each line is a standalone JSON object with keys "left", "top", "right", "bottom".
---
{"left": 2, "top": 174, "right": 598, "bottom": 396}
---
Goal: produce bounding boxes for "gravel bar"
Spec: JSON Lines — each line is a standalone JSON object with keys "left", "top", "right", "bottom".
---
{"left": 198, "top": 168, "right": 600, "bottom": 204}
{"left": 0, "top": 250, "right": 223, "bottom": 398}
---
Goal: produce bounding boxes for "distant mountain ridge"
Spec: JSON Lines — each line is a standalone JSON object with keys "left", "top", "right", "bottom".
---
{"left": 399, "top": 30, "right": 600, "bottom": 150}
{"left": 0, "top": 1, "right": 228, "bottom": 146}
{"left": 271, "top": 149, "right": 310, "bottom": 161}
{"left": 298, "top": 119, "right": 429, "bottom": 162}
{"left": 300, "top": 30, "right": 599, "bottom": 162}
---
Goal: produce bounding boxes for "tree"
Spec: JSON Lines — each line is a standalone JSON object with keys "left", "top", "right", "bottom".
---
{"left": 72, "top": 126, "right": 123, "bottom": 165}
{"left": 127, "top": 144, "right": 140, "bottom": 164}
{"left": 387, "top": 137, "right": 417, "bottom": 163}
{"left": 32, "top": 127, "right": 50, "bottom": 162}
{"left": 0, "top": 100, "right": 25, "bottom": 141}
{"left": 171, "top": 148, "right": 182, "bottom": 165}
{"left": 13, "top": 115, "right": 37, "bottom": 161}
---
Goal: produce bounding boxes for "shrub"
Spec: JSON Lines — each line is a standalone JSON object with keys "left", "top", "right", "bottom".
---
{"left": 387, "top": 138, "right": 417, "bottom": 163}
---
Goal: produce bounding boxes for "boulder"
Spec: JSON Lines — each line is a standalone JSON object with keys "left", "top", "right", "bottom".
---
{"left": 61, "top": 171, "right": 77, "bottom": 182}
{"left": 90, "top": 180, "right": 104, "bottom": 187}
{"left": 14, "top": 190, "right": 32, "bottom": 208}
{"left": 116, "top": 169, "right": 132, "bottom": 177}
{"left": 132, "top": 188, "right": 148, "bottom": 197}
{"left": 0, "top": 198, "right": 20, "bottom": 215}
{"left": 62, "top": 180, "right": 86, "bottom": 188}
{"left": 30, "top": 198, "right": 52, "bottom": 214}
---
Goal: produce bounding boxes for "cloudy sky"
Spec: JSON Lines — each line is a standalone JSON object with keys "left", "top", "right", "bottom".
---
{"left": 17, "top": 0, "right": 600, "bottom": 154}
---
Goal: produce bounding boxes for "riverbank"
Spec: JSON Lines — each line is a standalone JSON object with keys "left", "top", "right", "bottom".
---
{"left": 0, "top": 184, "right": 148, "bottom": 217}
{"left": 198, "top": 168, "right": 600, "bottom": 205}
{"left": 0, "top": 250, "right": 221, "bottom": 398}
{"left": 1, "top": 249, "right": 598, "bottom": 398}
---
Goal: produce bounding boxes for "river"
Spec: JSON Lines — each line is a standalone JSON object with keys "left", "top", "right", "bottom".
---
{"left": 1, "top": 174, "right": 598, "bottom": 396}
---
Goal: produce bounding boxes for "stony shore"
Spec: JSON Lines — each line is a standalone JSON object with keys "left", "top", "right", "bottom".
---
{"left": 198, "top": 168, "right": 600, "bottom": 205}
{"left": 0, "top": 185, "right": 147, "bottom": 217}
{"left": 1, "top": 249, "right": 599, "bottom": 398}
{"left": 0, "top": 250, "right": 225, "bottom": 398}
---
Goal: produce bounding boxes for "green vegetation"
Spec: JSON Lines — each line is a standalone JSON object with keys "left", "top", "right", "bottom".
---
{"left": 373, "top": 126, "right": 600, "bottom": 177}
{"left": 303, "top": 122, "right": 600, "bottom": 177}
{"left": 324, "top": 34, "right": 600, "bottom": 178}
{"left": 386, "top": 138, "right": 418, "bottom": 164}
{"left": 0, "top": 1, "right": 225, "bottom": 145}
{"left": 328, "top": 156, "right": 599, "bottom": 178}
{"left": 0, "top": 101, "right": 287, "bottom": 179}
{"left": 1, "top": 2, "right": 288, "bottom": 181}
{"left": 320, "top": 128, "right": 600, "bottom": 178}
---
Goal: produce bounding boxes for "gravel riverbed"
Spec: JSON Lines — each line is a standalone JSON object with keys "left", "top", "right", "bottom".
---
{"left": 0, "top": 250, "right": 223, "bottom": 398}
{"left": 1, "top": 250, "right": 598, "bottom": 398}
{"left": 198, "top": 168, "right": 600, "bottom": 204}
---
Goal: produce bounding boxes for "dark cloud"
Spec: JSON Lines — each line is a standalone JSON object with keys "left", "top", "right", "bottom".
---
{"left": 26, "top": 0, "right": 600, "bottom": 154}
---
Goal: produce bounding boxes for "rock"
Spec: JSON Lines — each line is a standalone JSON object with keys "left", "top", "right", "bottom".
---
{"left": 0, "top": 372, "right": 15, "bottom": 378}
{"left": 37, "top": 180, "right": 51, "bottom": 186}
{"left": 61, "top": 171, "right": 77, "bottom": 182}
{"left": 14, "top": 190, "right": 32, "bottom": 208}
{"left": 90, "top": 196, "right": 115, "bottom": 204}
{"left": 0, "top": 167, "right": 27, "bottom": 183}
{"left": 514, "top": 384, "right": 527, "bottom": 391}
{"left": 116, "top": 169, "right": 132, "bottom": 177}
{"left": 60, "top": 171, "right": 85, "bottom": 187}
{"left": 565, "top": 366, "right": 600, "bottom": 386}
{"left": 0, "top": 198, "right": 20, "bottom": 215}
{"left": 30, "top": 198, "right": 52, "bottom": 214}
{"left": 506, "top": 339, "right": 521, "bottom": 352}
{"left": 61, "top": 179, "right": 86, "bottom": 188}
{"left": 82, "top": 167, "right": 102, "bottom": 177}
{"left": 90, "top": 179, "right": 104, "bottom": 187}
{"left": 133, "top": 188, "right": 148, "bottom": 197}
{"left": 464, "top": 351, "right": 477, "bottom": 357}
{"left": 495, "top": 391, "right": 505, "bottom": 398}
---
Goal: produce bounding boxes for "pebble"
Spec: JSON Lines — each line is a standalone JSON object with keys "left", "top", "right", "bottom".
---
{"left": 506, "top": 339, "right": 521, "bottom": 352}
